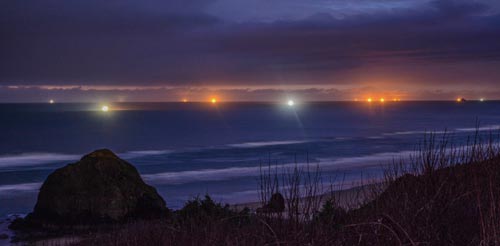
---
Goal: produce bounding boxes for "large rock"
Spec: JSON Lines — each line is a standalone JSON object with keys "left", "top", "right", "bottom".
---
{"left": 257, "top": 193, "right": 285, "bottom": 213}
{"left": 25, "top": 149, "right": 167, "bottom": 226}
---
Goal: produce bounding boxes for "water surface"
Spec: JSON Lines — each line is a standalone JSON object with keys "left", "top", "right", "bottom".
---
{"left": 1, "top": 101, "right": 499, "bottom": 216}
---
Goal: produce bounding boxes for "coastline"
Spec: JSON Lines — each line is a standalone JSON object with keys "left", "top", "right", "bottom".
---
{"left": 232, "top": 182, "right": 382, "bottom": 212}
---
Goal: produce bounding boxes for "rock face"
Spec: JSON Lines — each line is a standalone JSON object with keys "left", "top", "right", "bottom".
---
{"left": 26, "top": 149, "right": 167, "bottom": 226}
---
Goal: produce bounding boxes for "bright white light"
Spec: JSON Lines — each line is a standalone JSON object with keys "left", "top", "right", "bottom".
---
{"left": 49, "top": 100, "right": 54, "bottom": 104}
{"left": 101, "top": 105, "right": 109, "bottom": 112}
{"left": 480, "top": 98, "right": 485, "bottom": 102}
{"left": 287, "top": 100, "right": 295, "bottom": 106}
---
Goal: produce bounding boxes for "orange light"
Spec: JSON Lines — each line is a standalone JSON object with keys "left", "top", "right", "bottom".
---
{"left": 211, "top": 98, "right": 217, "bottom": 104}
{"left": 456, "top": 98, "right": 461, "bottom": 102}
{"left": 182, "top": 98, "right": 188, "bottom": 103}
{"left": 380, "top": 98, "right": 385, "bottom": 102}
{"left": 354, "top": 98, "right": 359, "bottom": 102}
{"left": 367, "top": 98, "right": 372, "bottom": 102}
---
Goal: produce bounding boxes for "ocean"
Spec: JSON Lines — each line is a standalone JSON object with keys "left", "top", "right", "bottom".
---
{"left": 1, "top": 101, "right": 500, "bottom": 216}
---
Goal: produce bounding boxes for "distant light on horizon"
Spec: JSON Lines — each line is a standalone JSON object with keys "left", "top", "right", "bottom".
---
{"left": 211, "top": 98, "right": 217, "bottom": 104}
{"left": 380, "top": 98, "right": 385, "bottom": 103}
{"left": 480, "top": 98, "right": 485, "bottom": 102}
{"left": 49, "top": 99, "right": 54, "bottom": 104}
{"left": 287, "top": 100, "right": 295, "bottom": 106}
{"left": 367, "top": 98, "right": 372, "bottom": 102}
{"left": 101, "top": 105, "right": 109, "bottom": 112}
{"left": 182, "top": 98, "right": 188, "bottom": 103}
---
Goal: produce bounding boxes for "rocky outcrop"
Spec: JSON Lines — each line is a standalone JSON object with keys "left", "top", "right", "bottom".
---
{"left": 20, "top": 149, "right": 167, "bottom": 227}
{"left": 257, "top": 193, "right": 285, "bottom": 213}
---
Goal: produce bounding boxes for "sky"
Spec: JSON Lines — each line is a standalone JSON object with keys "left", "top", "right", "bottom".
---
{"left": 1, "top": 0, "right": 500, "bottom": 102}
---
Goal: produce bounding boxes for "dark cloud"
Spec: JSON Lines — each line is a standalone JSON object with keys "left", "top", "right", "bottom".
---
{"left": 0, "top": 0, "right": 500, "bottom": 100}
{"left": 431, "top": 0, "right": 489, "bottom": 18}
{"left": 0, "top": 0, "right": 219, "bottom": 35}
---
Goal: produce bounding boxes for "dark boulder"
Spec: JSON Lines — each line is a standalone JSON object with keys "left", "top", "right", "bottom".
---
{"left": 21, "top": 149, "right": 167, "bottom": 227}
{"left": 257, "top": 193, "right": 285, "bottom": 213}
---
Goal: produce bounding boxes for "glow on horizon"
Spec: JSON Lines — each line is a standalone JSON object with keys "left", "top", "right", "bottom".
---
{"left": 287, "top": 100, "right": 295, "bottom": 106}
{"left": 380, "top": 98, "right": 385, "bottom": 102}
{"left": 2, "top": 85, "right": 494, "bottom": 102}
{"left": 101, "top": 105, "right": 109, "bottom": 112}
{"left": 49, "top": 99, "right": 54, "bottom": 104}
{"left": 367, "top": 98, "right": 372, "bottom": 102}
{"left": 211, "top": 98, "right": 217, "bottom": 104}
{"left": 182, "top": 98, "right": 188, "bottom": 103}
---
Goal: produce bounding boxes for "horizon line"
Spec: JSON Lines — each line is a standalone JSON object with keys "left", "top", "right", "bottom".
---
{"left": 0, "top": 99, "right": 496, "bottom": 104}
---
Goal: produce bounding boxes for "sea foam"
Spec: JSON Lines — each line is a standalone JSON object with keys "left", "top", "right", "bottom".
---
{"left": 142, "top": 150, "right": 415, "bottom": 185}
{"left": 0, "top": 149, "right": 173, "bottom": 169}
{"left": 0, "top": 153, "right": 79, "bottom": 168}
{"left": 0, "top": 182, "right": 42, "bottom": 195}
{"left": 228, "top": 140, "right": 309, "bottom": 148}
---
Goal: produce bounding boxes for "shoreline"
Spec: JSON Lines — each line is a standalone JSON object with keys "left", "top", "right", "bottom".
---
{"left": 232, "top": 182, "right": 382, "bottom": 212}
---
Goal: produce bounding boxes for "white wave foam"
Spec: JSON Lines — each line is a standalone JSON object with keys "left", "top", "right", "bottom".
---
{"left": 143, "top": 166, "right": 261, "bottom": 185}
{"left": 318, "top": 150, "right": 415, "bottom": 168}
{"left": 228, "top": 140, "right": 309, "bottom": 148}
{"left": 0, "top": 149, "right": 174, "bottom": 169}
{"left": 0, "top": 182, "right": 41, "bottom": 194}
{"left": 143, "top": 150, "right": 416, "bottom": 185}
{"left": 383, "top": 125, "right": 500, "bottom": 137}
{"left": 120, "top": 150, "right": 173, "bottom": 159}
{"left": 382, "top": 130, "right": 446, "bottom": 136}
{"left": 456, "top": 125, "right": 500, "bottom": 132}
{"left": 0, "top": 153, "right": 79, "bottom": 168}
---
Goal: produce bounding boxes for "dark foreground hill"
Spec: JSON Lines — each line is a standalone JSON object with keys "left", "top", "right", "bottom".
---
{"left": 67, "top": 152, "right": 500, "bottom": 245}
{"left": 10, "top": 142, "right": 500, "bottom": 245}
{"left": 82, "top": 149, "right": 500, "bottom": 245}
{"left": 350, "top": 155, "right": 500, "bottom": 245}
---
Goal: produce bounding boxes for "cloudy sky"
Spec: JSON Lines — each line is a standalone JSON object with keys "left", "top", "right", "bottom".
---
{"left": 1, "top": 0, "right": 499, "bottom": 102}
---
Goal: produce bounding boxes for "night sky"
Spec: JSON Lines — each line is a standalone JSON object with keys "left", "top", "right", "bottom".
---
{"left": 1, "top": 0, "right": 500, "bottom": 102}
